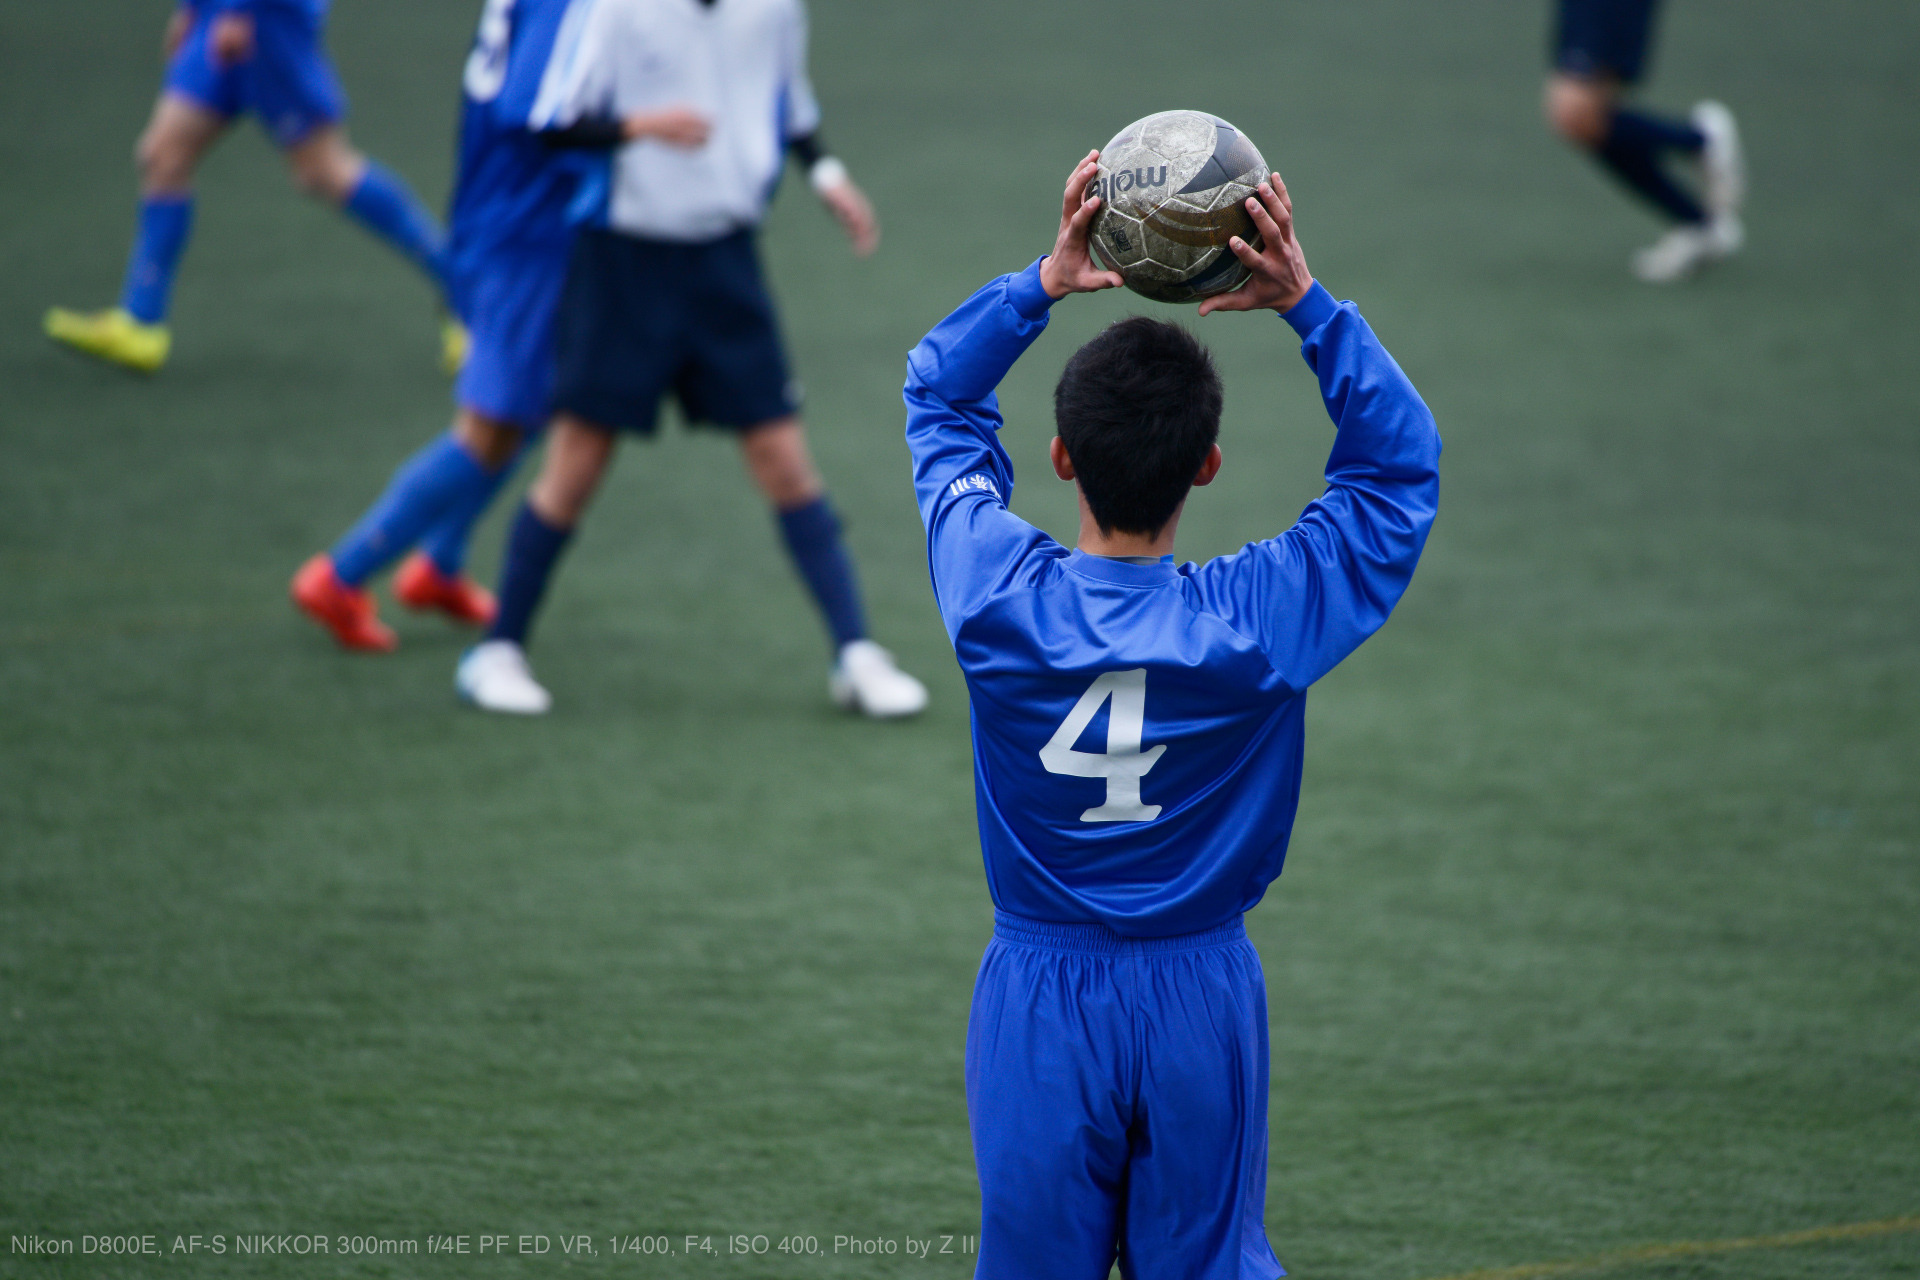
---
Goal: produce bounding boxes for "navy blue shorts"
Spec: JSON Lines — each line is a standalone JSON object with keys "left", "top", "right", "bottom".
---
{"left": 966, "top": 913, "right": 1284, "bottom": 1280}
{"left": 552, "top": 227, "right": 798, "bottom": 435}
{"left": 452, "top": 238, "right": 571, "bottom": 432}
{"left": 164, "top": 6, "right": 346, "bottom": 148}
{"left": 1552, "top": 0, "right": 1662, "bottom": 84}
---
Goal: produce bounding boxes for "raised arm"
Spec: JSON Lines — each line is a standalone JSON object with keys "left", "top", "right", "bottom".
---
{"left": 773, "top": 4, "right": 877, "bottom": 255}
{"left": 905, "top": 155, "right": 1123, "bottom": 638}
{"left": 904, "top": 264, "right": 1055, "bottom": 639}
{"left": 1187, "top": 179, "right": 1441, "bottom": 690}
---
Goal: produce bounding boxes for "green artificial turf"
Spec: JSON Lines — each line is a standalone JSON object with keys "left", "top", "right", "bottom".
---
{"left": 2, "top": 1, "right": 1916, "bottom": 1276}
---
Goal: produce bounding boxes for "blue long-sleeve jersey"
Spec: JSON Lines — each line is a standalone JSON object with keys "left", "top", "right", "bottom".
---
{"left": 906, "top": 261, "right": 1440, "bottom": 937}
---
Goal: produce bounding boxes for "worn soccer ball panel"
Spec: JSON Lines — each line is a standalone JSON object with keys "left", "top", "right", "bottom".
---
{"left": 1091, "top": 110, "right": 1268, "bottom": 304}
{"left": 1096, "top": 208, "right": 1151, "bottom": 270}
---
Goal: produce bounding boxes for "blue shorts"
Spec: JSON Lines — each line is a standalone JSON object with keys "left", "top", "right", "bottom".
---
{"left": 966, "top": 913, "right": 1284, "bottom": 1280}
{"left": 551, "top": 227, "right": 798, "bottom": 435}
{"left": 1552, "top": 0, "right": 1662, "bottom": 84}
{"left": 164, "top": 5, "right": 345, "bottom": 148}
{"left": 452, "top": 240, "right": 570, "bottom": 431}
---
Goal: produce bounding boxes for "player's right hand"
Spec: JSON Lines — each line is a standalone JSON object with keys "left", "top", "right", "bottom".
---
{"left": 1197, "top": 175, "right": 1313, "bottom": 316}
{"left": 208, "top": 12, "right": 254, "bottom": 68}
{"left": 1040, "top": 152, "right": 1126, "bottom": 300}
{"left": 623, "top": 106, "right": 711, "bottom": 149}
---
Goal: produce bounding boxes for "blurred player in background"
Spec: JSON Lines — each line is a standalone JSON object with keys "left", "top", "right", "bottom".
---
{"left": 452, "top": 0, "right": 926, "bottom": 719}
{"left": 291, "top": 0, "right": 592, "bottom": 651}
{"left": 1544, "top": 0, "right": 1745, "bottom": 282}
{"left": 44, "top": 0, "right": 452, "bottom": 373}
{"left": 904, "top": 158, "right": 1439, "bottom": 1277}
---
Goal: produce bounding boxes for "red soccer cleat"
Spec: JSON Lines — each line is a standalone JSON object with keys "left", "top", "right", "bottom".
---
{"left": 291, "top": 554, "right": 398, "bottom": 652}
{"left": 393, "top": 551, "right": 497, "bottom": 627}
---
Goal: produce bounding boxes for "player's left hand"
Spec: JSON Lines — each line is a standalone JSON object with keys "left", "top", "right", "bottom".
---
{"left": 817, "top": 175, "right": 879, "bottom": 257}
{"left": 1040, "top": 152, "right": 1125, "bottom": 299}
{"left": 1197, "top": 174, "right": 1314, "bottom": 316}
{"left": 208, "top": 12, "right": 255, "bottom": 67}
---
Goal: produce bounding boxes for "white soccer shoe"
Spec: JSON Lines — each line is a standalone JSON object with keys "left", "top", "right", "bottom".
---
{"left": 830, "top": 640, "right": 928, "bottom": 719}
{"left": 1632, "top": 102, "right": 1745, "bottom": 284}
{"left": 456, "top": 640, "right": 552, "bottom": 715}
{"left": 1691, "top": 100, "right": 1746, "bottom": 223}
{"left": 1632, "top": 216, "right": 1743, "bottom": 283}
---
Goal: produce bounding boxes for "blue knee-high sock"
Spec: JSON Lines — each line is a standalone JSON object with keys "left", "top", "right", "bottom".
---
{"left": 419, "top": 442, "right": 527, "bottom": 577}
{"left": 1596, "top": 108, "right": 1707, "bottom": 224}
{"left": 342, "top": 160, "right": 449, "bottom": 293}
{"left": 487, "top": 501, "right": 573, "bottom": 646}
{"left": 118, "top": 195, "right": 195, "bottom": 324}
{"left": 331, "top": 432, "right": 493, "bottom": 587}
{"left": 776, "top": 496, "right": 868, "bottom": 652}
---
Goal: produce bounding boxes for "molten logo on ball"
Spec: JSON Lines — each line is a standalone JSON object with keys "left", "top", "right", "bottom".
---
{"left": 1091, "top": 111, "right": 1269, "bottom": 304}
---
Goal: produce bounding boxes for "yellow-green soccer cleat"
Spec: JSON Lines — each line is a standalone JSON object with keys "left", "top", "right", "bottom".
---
{"left": 43, "top": 307, "right": 171, "bottom": 373}
{"left": 440, "top": 315, "right": 470, "bottom": 377}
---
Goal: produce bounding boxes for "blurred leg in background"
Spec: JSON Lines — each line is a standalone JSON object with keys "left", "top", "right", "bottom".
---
{"left": 1545, "top": 0, "right": 1745, "bottom": 282}
{"left": 45, "top": 3, "right": 447, "bottom": 373}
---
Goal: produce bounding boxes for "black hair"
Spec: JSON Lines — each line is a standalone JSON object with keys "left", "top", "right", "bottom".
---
{"left": 1053, "top": 316, "right": 1223, "bottom": 537}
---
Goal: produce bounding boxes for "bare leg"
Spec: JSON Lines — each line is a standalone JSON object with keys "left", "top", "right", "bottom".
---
{"left": 737, "top": 415, "right": 825, "bottom": 511}
{"left": 286, "top": 123, "right": 447, "bottom": 292}
{"left": 282, "top": 124, "right": 368, "bottom": 204}
{"left": 528, "top": 414, "right": 619, "bottom": 528}
{"left": 1543, "top": 72, "right": 1616, "bottom": 149}
{"left": 741, "top": 415, "right": 878, "bottom": 658}
{"left": 135, "top": 91, "right": 229, "bottom": 196}
{"left": 454, "top": 407, "right": 524, "bottom": 470}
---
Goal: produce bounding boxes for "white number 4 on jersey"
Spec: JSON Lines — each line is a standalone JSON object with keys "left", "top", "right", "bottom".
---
{"left": 1039, "top": 669, "right": 1166, "bottom": 823}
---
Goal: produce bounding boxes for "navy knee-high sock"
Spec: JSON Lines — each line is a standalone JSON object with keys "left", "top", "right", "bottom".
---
{"left": 488, "top": 500, "right": 573, "bottom": 646}
{"left": 777, "top": 496, "right": 868, "bottom": 653}
{"left": 1595, "top": 108, "right": 1707, "bottom": 225}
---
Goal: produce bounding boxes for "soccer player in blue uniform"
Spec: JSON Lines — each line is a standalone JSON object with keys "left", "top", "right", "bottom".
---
{"left": 1544, "top": 0, "right": 1746, "bottom": 282}
{"left": 451, "top": 0, "right": 926, "bottom": 718}
{"left": 44, "top": 0, "right": 451, "bottom": 373}
{"left": 905, "top": 155, "right": 1441, "bottom": 1278}
{"left": 290, "top": 0, "right": 591, "bottom": 651}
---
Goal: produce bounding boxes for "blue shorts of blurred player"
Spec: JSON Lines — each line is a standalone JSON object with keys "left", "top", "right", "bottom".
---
{"left": 456, "top": 242, "right": 569, "bottom": 434}
{"left": 165, "top": 3, "right": 346, "bottom": 148}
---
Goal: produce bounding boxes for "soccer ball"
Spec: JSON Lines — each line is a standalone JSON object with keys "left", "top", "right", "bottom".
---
{"left": 1090, "top": 111, "right": 1269, "bottom": 304}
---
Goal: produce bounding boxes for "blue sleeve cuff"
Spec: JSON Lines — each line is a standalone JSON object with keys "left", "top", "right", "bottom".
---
{"left": 1280, "top": 280, "right": 1337, "bottom": 339}
{"left": 1007, "top": 258, "right": 1057, "bottom": 322}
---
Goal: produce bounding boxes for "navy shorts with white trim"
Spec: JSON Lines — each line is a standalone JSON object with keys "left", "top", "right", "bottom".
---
{"left": 552, "top": 226, "right": 797, "bottom": 435}
{"left": 966, "top": 912, "right": 1285, "bottom": 1280}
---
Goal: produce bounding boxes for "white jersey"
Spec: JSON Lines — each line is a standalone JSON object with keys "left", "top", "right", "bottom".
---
{"left": 531, "top": 0, "right": 821, "bottom": 242}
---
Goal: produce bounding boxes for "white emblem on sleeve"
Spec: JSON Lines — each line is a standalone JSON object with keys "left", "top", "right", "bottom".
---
{"left": 463, "top": 0, "right": 515, "bottom": 103}
{"left": 1039, "top": 669, "right": 1166, "bottom": 822}
{"left": 948, "top": 472, "right": 999, "bottom": 500}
